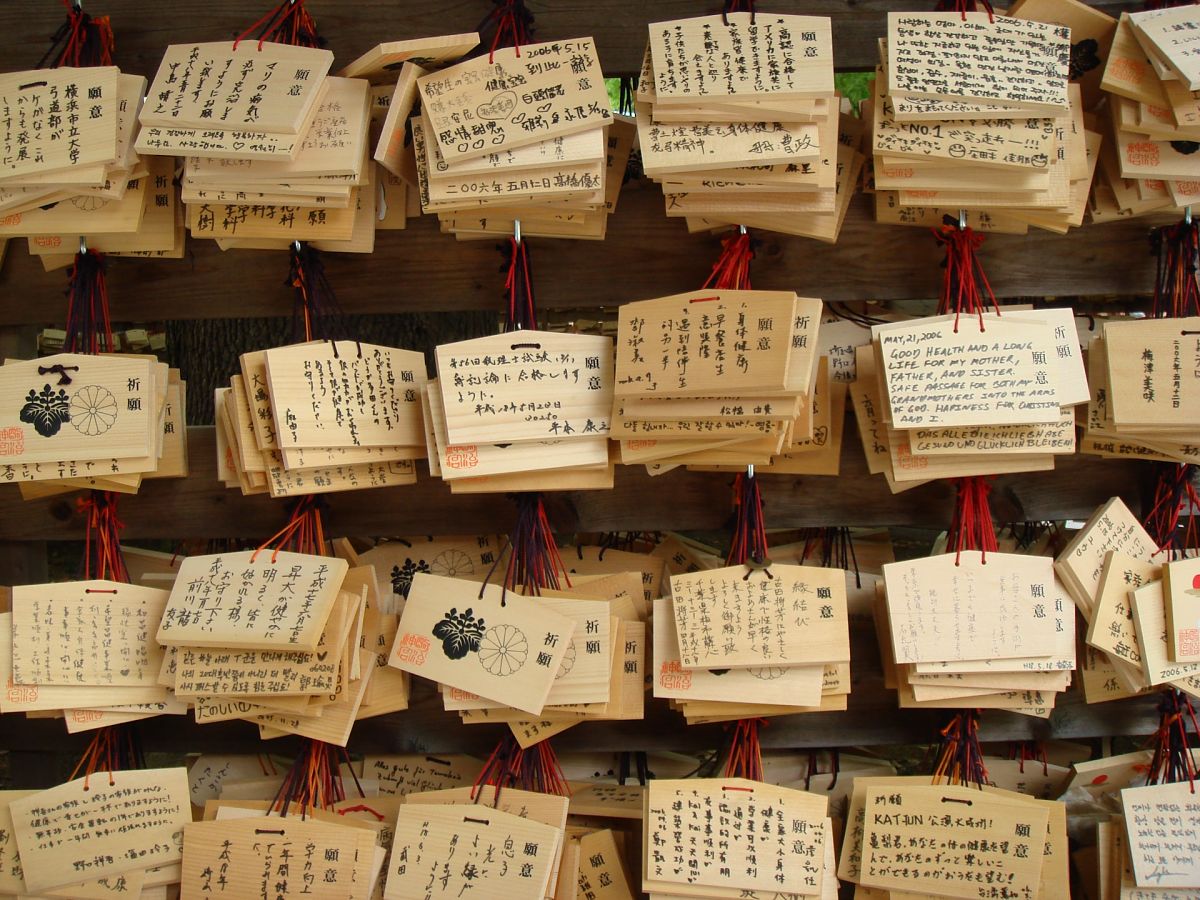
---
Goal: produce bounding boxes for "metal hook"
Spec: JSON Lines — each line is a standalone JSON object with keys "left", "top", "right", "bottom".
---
{"left": 79, "top": 236, "right": 87, "bottom": 254}
{"left": 293, "top": 240, "right": 301, "bottom": 252}
{"left": 747, "top": 464, "right": 754, "bottom": 479}
{"left": 1187, "top": 206, "right": 1193, "bottom": 226}
{"left": 514, "top": 219, "right": 521, "bottom": 245}
{"left": 739, "top": 224, "right": 747, "bottom": 235}
{"left": 958, "top": 209, "right": 966, "bottom": 230}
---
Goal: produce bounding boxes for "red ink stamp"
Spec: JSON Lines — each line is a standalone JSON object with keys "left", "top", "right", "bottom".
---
{"left": 1179, "top": 627, "right": 1200, "bottom": 658}
{"left": 395, "top": 632, "right": 430, "bottom": 666}
{"left": 1110, "top": 57, "right": 1146, "bottom": 85}
{"left": 0, "top": 428, "right": 23, "bottom": 456}
{"left": 659, "top": 660, "right": 692, "bottom": 691}
{"left": 444, "top": 445, "right": 478, "bottom": 469}
{"left": 6, "top": 678, "right": 36, "bottom": 703}
{"left": 1127, "top": 141, "right": 1160, "bottom": 167}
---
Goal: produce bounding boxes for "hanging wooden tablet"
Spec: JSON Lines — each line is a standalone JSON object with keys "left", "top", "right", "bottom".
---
{"left": 883, "top": 552, "right": 1059, "bottom": 665}
{"left": 417, "top": 39, "right": 610, "bottom": 162}
{"left": 649, "top": 14, "right": 833, "bottom": 102}
{"left": 643, "top": 778, "right": 828, "bottom": 897}
{"left": 670, "top": 564, "right": 849, "bottom": 670}
{"left": 141, "top": 41, "right": 333, "bottom": 135}
{"left": 9, "top": 768, "right": 190, "bottom": 894}
{"left": 434, "top": 332, "right": 614, "bottom": 445}
{"left": 874, "top": 314, "right": 1064, "bottom": 428}
{"left": 0, "top": 68, "right": 121, "bottom": 179}
{"left": 389, "top": 573, "right": 576, "bottom": 715}
{"left": 888, "top": 12, "right": 1070, "bottom": 111}
{"left": 265, "top": 341, "right": 426, "bottom": 449}
{"left": 384, "top": 803, "right": 559, "bottom": 900}
{"left": 10, "top": 580, "right": 166, "bottom": 687}
{"left": 181, "top": 815, "right": 377, "bottom": 900}
{"left": 157, "top": 550, "right": 347, "bottom": 651}
{"left": 339, "top": 32, "right": 479, "bottom": 82}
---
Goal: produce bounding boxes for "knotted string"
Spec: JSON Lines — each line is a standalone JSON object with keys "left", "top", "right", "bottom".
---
{"left": 933, "top": 224, "right": 1000, "bottom": 333}
{"left": 38, "top": 0, "right": 114, "bottom": 68}
{"left": 1008, "top": 740, "right": 1050, "bottom": 777}
{"left": 1143, "top": 464, "right": 1200, "bottom": 560}
{"left": 726, "top": 470, "right": 770, "bottom": 574}
{"left": 478, "top": 0, "right": 534, "bottom": 62}
{"left": 804, "top": 749, "right": 841, "bottom": 791}
{"left": 502, "top": 237, "right": 536, "bottom": 332}
{"left": 722, "top": 718, "right": 767, "bottom": 781}
{"left": 934, "top": 0, "right": 995, "bottom": 19}
{"left": 946, "top": 476, "right": 998, "bottom": 565}
{"left": 288, "top": 241, "right": 346, "bottom": 342}
{"left": 800, "top": 526, "right": 861, "bottom": 587}
{"left": 270, "top": 740, "right": 365, "bottom": 818}
{"left": 1146, "top": 689, "right": 1200, "bottom": 790}
{"left": 69, "top": 725, "right": 144, "bottom": 791}
{"left": 251, "top": 495, "right": 328, "bottom": 563}
{"left": 78, "top": 491, "right": 130, "bottom": 582}
{"left": 64, "top": 250, "right": 114, "bottom": 356}
{"left": 702, "top": 229, "right": 755, "bottom": 292}
{"left": 931, "top": 710, "right": 989, "bottom": 788}
{"left": 233, "top": 0, "right": 325, "bottom": 51}
{"left": 483, "top": 493, "right": 569, "bottom": 603}
{"left": 722, "top": 0, "right": 757, "bottom": 25}
{"left": 1151, "top": 219, "right": 1200, "bottom": 319}
{"left": 471, "top": 733, "right": 570, "bottom": 804}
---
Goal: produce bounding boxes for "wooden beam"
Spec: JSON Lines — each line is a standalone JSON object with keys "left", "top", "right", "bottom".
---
{"left": 0, "top": 425, "right": 1144, "bottom": 542}
{"left": 0, "top": 190, "right": 1162, "bottom": 325}
{"left": 0, "top": 1, "right": 1145, "bottom": 79}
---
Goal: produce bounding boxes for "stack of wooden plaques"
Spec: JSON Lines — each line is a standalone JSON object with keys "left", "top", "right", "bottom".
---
{"left": 340, "top": 32, "right": 484, "bottom": 241}
{"left": 634, "top": 14, "right": 855, "bottom": 241}
{"left": 839, "top": 776, "right": 1070, "bottom": 898}
{"left": 425, "top": 330, "right": 616, "bottom": 492}
{"left": 0, "top": 68, "right": 184, "bottom": 264}
{"left": 215, "top": 340, "right": 426, "bottom": 497}
{"left": 644, "top": 778, "right": 835, "bottom": 898}
{"left": 1063, "top": 496, "right": 1200, "bottom": 702}
{"left": 0, "top": 352, "right": 187, "bottom": 496}
{"left": 872, "top": 12, "right": 1093, "bottom": 233}
{"left": 180, "top": 75, "right": 374, "bottom": 252}
{"left": 852, "top": 308, "right": 1088, "bottom": 492}
{"left": 353, "top": 32, "right": 478, "bottom": 183}
{"left": 156, "top": 550, "right": 410, "bottom": 744}
{"left": 133, "top": 40, "right": 390, "bottom": 249}
{"left": 611, "top": 289, "right": 825, "bottom": 471}
{"left": 409, "top": 37, "right": 622, "bottom": 240}
{"left": 1097, "top": 9, "right": 1200, "bottom": 217}
{"left": 657, "top": 564, "right": 851, "bottom": 723}
{"left": 878, "top": 548, "right": 1076, "bottom": 716}
{"left": 1079, "top": 317, "right": 1200, "bottom": 465}
{"left": 412, "top": 569, "right": 647, "bottom": 749}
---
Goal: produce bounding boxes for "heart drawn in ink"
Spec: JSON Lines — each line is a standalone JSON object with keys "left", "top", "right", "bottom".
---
{"left": 476, "top": 91, "right": 517, "bottom": 121}
{"left": 536, "top": 103, "right": 552, "bottom": 113}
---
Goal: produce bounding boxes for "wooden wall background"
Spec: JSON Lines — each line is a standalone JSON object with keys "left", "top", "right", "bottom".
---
{"left": 0, "top": 0, "right": 1173, "bottom": 781}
